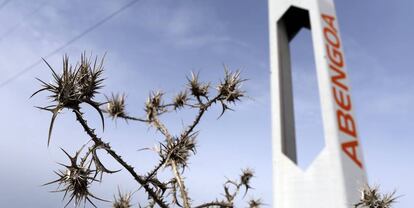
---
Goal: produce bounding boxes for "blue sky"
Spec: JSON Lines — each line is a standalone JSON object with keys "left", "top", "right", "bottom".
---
{"left": 0, "top": 0, "right": 412, "bottom": 207}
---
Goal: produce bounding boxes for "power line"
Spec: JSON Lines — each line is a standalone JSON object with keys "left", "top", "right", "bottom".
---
{"left": 0, "top": 0, "right": 49, "bottom": 43}
{"left": 0, "top": 0, "right": 141, "bottom": 89}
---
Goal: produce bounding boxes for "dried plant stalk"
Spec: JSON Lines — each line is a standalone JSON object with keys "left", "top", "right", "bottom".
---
{"left": 33, "top": 52, "right": 260, "bottom": 208}
{"left": 354, "top": 185, "right": 398, "bottom": 208}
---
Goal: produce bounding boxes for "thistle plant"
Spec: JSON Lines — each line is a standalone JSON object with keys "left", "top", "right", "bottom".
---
{"left": 104, "top": 93, "right": 127, "bottom": 120}
{"left": 112, "top": 189, "right": 133, "bottom": 208}
{"left": 33, "top": 52, "right": 260, "bottom": 208}
{"left": 43, "top": 147, "right": 108, "bottom": 207}
{"left": 31, "top": 53, "right": 105, "bottom": 146}
{"left": 354, "top": 185, "right": 398, "bottom": 208}
{"left": 248, "top": 199, "right": 263, "bottom": 208}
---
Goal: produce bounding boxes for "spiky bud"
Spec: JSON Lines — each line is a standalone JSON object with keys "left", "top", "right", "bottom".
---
{"left": 187, "top": 72, "right": 209, "bottom": 98}
{"left": 32, "top": 53, "right": 105, "bottom": 146}
{"left": 44, "top": 149, "right": 106, "bottom": 208}
{"left": 173, "top": 91, "right": 188, "bottom": 110}
{"left": 217, "top": 67, "right": 245, "bottom": 103}
{"left": 240, "top": 168, "right": 254, "bottom": 195}
{"left": 248, "top": 198, "right": 263, "bottom": 208}
{"left": 112, "top": 189, "right": 132, "bottom": 208}
{"left": 160, "top": 133, "right": 197, "bottom": 169}
{"left": 145, "top": 91, "right": 164, "bottom": 121}
{"left": 105, "top": 93, "right": 127, "bottom": 119}
{"left": 354, "top": 185, "right": 398, "bottom": 208}
{"left": 76, "top": 52, "right": 105, "bottom": 101}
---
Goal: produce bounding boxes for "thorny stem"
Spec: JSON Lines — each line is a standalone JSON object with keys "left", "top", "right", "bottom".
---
{"left": 182, "top": 94, "right": 221, "bottom": 139}
{"left": 171, "top": 160, "right": 190, "bottom": 208}
{"left": 193, "top": 201, "right": 233, "bottom": 208}
{"left": 72, "top": 106, "right": 168, "bottom": 208}
{"left": 100, "top": 106, "right": 150, "bottom": 123}
{"left": 145, "top": 157, "right": 166, "bottom": 182}
{"left": 115, "top": 112, "right": 173, "bottom": 142}
{"left": 147, "top": 102, "right": 210, "bottom": 208}
{"left": 101, "top": 88, "right": 229, "bottom": 208}
{"left": 120, "top": 115, "right": 149, "bottom": 122}
{"left": 227, "top": 181, "right": 241, "bottom": 203}
{"left": 114, "top": 100, "right": 193, "bottom": 206}
{"left": 152, "top": 116, "right": 174, "bottom": 143}
{"left": 153, "top": 95, "right": 221, "bottom": 208}
{"left": 142, "top": 104, "right": 192, "bottom": 207}
{"left": 79, "top": 143, "right": 94, "bottom": 167}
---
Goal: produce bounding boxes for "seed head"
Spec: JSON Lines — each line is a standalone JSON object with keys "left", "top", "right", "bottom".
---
{"left": 145, "top": 91, "right": 164, "bottom": 121}
{"left": 173, "top": 91, "right": 188, "bottom": 110}
{"left": 105, "top": 93, "right": 127, "bottom": 119}
{"left": 44, "top": 148, "right": 106, "bottom": 208}
{"left": 240, "top": 168, "right": 254, "bottom": 196}
{"left": 217, "top": 66, "right": 245, "bottom": 103}
{"left": 187, "top": 72, "right": 209, "bottom": 98}
{"left": 32, "top": 55, "right": 79, "bottom": 107}
{"left": 76, "top": 52, "right": 105, "bottom": 101}
{"left": 248, "top": 198, "right": 263, "bottom": 208}
{"left": 32, "top": 53, "right": 106, "bottom": 146}
{"left": 160, "top": 133, "right": 197, "bottom": 169}
{"left": 112, "top": 188, "right": 132, "bottom": 208}
{"left": 354, "top": 185, "right": 398, "bottom": 208}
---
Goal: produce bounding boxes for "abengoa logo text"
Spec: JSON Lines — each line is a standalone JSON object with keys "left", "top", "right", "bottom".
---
{"left": 321, "top": 13, "right": 363, "bottom": 169}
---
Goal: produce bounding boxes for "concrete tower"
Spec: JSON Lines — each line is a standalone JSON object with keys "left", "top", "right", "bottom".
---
{"left": 268, "top": 0, "right": 367, "bottom": 207}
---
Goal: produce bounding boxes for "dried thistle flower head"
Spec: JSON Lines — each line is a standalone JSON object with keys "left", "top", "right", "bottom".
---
{"left": 217, "top": 66, "right": 246, "bottom": 103}
{"left": 241, "top": 168, "right": 254, "bottom": 195}
{"left": 32, "top": 55, "right": 79, "bottom": 107}
{"left": 76, "top": 52, "right": 105, "bottom": 101}
{"left": 173, "top": 91, "right": 188, "bottom": 110}
{"left": 354, "top": 185, "right": 398, "bottom": 208}
{"left": 145, "top": 91, "right": 164, "bottom": 121}
{"left": 187, "top": 72, "right": 209, "bottom": 98}
{"left": 44, "top": 148, "right": 106, "bottom": 208}
{"left": 160, "top": 133, "right": 197, "bottom": 169}
{"left": 248, "top": 198, "right": 263, "bottom": 208}
{"left": 32, "top": 53, "right": 105, "bottom": 146}
{"left": 105, "top": 93, "right": 127, "bottom": 119}
{"left": 112, "top": 188, "right": 133, "bottom": 208}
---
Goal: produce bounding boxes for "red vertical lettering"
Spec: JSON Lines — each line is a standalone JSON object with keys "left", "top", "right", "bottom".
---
{"left": 342, "top": 140, "right": 363, "bottom": 168}
{"left": 326, "top": 44, "right": 344, "bottom": 67}
{"left": 323, "top": 13, "right": 363, "bottom": 170}
{"left": 330, "top": 64, "right": 348, "bottom": 91}
{"left": 324, "top": 27, "right": 341, "bottom": 48}
{"left": 333, "top": 87, "right": 352, "bottom": 111}
{"left": 322, "top": 14, "right": 336, "bottom": 32}
{"left": 337, "top": 110, "right": 357, "bottom": 137}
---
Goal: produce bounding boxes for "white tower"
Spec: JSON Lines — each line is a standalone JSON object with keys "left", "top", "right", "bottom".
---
{"left": 268, "top": 0, "right": 367, "bottom": 207}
